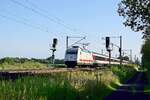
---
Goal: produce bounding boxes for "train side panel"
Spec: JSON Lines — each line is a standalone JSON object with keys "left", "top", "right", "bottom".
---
{"left": 77, "top": 48, "right": 94, "bottom": 66}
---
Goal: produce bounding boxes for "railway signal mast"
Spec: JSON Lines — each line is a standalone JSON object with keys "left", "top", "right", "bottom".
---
{"left": 105, "top": 37, "right": 112, "bottom": 65}
{"left": 50, "top": 38, "right": 58, "bottom": 64}
{"left": 104, "top": 36, "right": 123, "bottom": 65}
{"left": 119, "top": 36, "right": 122, "bottom": 65}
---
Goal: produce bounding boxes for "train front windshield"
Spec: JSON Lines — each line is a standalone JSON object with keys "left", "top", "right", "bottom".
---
{"left": 65, "top": 49, "right": 78, "bottom": 67}
{"left": 66, "top": 50, "right": 78, "bottom": 54}
{"left": 65, "top": 49, "right": 78, "bottom": 62}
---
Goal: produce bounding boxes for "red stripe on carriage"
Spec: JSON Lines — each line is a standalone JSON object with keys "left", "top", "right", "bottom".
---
{"left": 80, "top": 59, "right": 94, "bottom": 62}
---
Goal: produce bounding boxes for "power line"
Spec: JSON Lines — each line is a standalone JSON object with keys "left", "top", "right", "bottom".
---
{"left": 25, "top": 0, "right": 84, "bottom": 34}
{"left": 0, "top": 9, "right": 49, "bottom": 32}
{"left": 25, "top": 0, "right": 87, "bottom": 35}
{"left": 25, "top": 0, "right": 65, "bottom": 24}
{"left": 11, "top": 0, "right": 81, "bottom": 33}
{"left": 0, "top": 13, "right": 50, "bottom": 33}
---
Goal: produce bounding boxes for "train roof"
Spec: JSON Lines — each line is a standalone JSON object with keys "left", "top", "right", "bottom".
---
{"left": 76, "top": 47, "right": 115, "bottom": 59}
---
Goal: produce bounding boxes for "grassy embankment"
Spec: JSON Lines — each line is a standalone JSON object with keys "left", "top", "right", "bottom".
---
{"left": 0, "top": 65, "right": 137, "bottom": 100}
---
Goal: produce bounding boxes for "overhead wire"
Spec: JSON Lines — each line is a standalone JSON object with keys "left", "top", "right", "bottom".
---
{"left": 0, "top": 9, "right": 50, "bottom": 32}
{"left": 10, "top": 0, "right": 81, "bottom": 33}
{"left": 24, "top": 0, "right": 87, "bottom": 37}
{"left": 0, "top": 13, "right": 50, "bottom": 33}
{"left": 25, "top": 0, "right": 65, "bottom": 24}
{"left": 25, "top": 0, "right": 86, "bottom": 35}
{"left": 25, "top": 0, "right": 88, "bottom": 35}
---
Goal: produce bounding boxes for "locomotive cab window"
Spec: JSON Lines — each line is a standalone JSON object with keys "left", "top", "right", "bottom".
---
{"left": 66, "top": 50, "right": 78, "bottom": 54}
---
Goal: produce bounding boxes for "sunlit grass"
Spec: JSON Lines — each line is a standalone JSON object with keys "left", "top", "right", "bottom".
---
{"left": 0, "top": 61, "right": 47, "bottom": 70}
{"left": 0, "top": 65, "right": 136, "bottom": 100}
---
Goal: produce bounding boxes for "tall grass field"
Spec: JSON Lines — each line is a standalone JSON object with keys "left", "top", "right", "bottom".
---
{"left": 0, "top": 65, "right": 136, "bottom": 100}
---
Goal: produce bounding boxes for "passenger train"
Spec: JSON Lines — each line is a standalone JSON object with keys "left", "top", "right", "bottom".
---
{"left": 64, "top": 46, "right": 129, "bottom": 68}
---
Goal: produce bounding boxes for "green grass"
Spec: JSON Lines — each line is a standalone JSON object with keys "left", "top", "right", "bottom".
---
{"left": 0, "top": 61, "right": 47, "bottom": 70}
{"left": 0, "top": 61, "right": 67, "bottom": 70}
{"left": 0, "top": 65, "right": 136, "bottom": 100}
{"left": 111, "top": 65, "right": 136, "bottom": 83}
{"left": 144, "top": 86, "right": 150, "bottom": 94}
{"left": 48, "top": 64, "right": 66, "bottom": 68}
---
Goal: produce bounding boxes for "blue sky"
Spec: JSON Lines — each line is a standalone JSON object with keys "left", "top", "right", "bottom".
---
{"left": 0, "top": 0, "right": 143, "bottom": 60}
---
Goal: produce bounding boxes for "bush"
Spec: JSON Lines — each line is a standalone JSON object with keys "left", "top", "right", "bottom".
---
{"left": 111, "top": 65, "right": 136, "bottom": 83}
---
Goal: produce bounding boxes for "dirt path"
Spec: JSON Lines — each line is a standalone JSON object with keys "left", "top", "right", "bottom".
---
{"left": 105, "top": 72, "right": 150, "bottom": 100}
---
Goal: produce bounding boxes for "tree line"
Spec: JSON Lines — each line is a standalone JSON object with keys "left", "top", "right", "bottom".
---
{"left": 118, "top": 0, "right": 150, "bottom": 69}
{"left": 0, "top": 57, "right": 64, "bottom": 65}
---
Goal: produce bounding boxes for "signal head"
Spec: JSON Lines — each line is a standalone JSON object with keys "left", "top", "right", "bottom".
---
{"left": 53, "top": 38, "right": 58, "bottom": 45}
{"left": 106, "top": 37, "right": 110, "bottom": 49}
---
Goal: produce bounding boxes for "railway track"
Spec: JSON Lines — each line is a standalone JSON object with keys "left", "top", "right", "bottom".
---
{"left": 0, "top": 67, "right": 107, "bottom": 73}
{"left": 0, "top": 67, "right": 99, "bottom": 73}
{"left": 0, "top": 67, "right": 107, "bottom": 80}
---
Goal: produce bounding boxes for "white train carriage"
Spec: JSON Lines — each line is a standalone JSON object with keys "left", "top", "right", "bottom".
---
{"left": 64, "top": 46, "right": 128, "bottom": 68}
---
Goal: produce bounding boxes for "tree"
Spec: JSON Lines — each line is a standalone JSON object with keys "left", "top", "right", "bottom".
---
{"left": 141, "top": 39, "right": 150, "bottom": 68}
{"left": 118, "top": 0, "right": 150, "bottom": 39}
{"left": 55, "top": 59, "right": 64, "bottom": 64}
{"left": 141, "top": 39, "right": 150, "bottom": 59}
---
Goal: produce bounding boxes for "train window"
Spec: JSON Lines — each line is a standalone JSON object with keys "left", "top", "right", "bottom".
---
{"left": 105, "top": 58, "right": 112, "bottom": 61}
{"left": 95, "top": 56, "right": 105, "bottom": 60}
{"left": 114, "top": 59, "right": 119, "bottom": 62}
{"left": 106, "top": 58, "right": 119, "bottom": 62}
{"left": 66, "top": 50, "right": 78, "bottom": 54}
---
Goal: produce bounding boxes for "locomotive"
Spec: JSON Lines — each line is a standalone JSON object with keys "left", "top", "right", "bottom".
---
{"left": 64, "top": 46, "right": 128, "bottom": 68}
